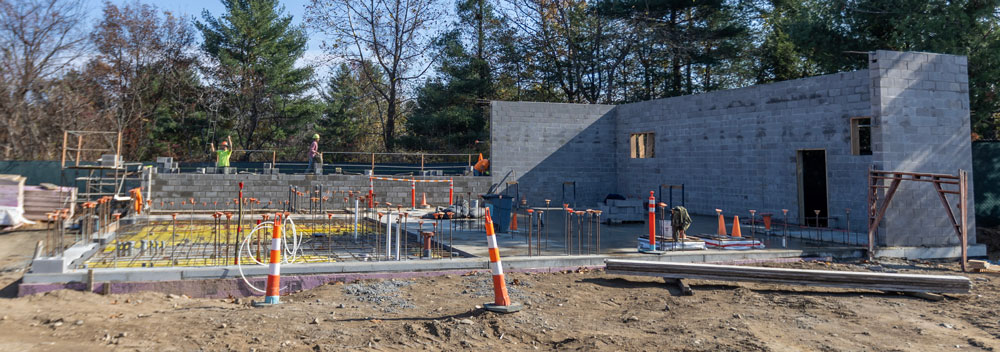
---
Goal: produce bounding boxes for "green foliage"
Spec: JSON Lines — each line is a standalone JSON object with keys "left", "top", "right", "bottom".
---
{"left": 317, "top": 62, "right": 386, "bottom": 155}
{"left": 196, "top": 0, "right": 319, "bottom": 161}
{"left": 776, "top": 0, "right": 1000, "bottom": 136}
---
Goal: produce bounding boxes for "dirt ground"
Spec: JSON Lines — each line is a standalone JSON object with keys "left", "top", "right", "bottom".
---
{"left": 1, "top": 228, "right": 999, "bottom": 351}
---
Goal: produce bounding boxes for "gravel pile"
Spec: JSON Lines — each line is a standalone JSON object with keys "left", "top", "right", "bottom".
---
{"left": 343, "top": 280, "right": 415, "bottom": 313}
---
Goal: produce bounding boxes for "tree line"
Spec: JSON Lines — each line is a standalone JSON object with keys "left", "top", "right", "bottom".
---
{"left": 2, "top": 0, "right": 999, "bottom": 162}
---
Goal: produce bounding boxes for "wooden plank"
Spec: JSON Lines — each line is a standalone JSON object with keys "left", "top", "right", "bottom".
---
{"left": 968, "top": 260, "right": 990, "bottom": 270}
{"left": 605, "top": 259, "right": 970, "bottom": 294}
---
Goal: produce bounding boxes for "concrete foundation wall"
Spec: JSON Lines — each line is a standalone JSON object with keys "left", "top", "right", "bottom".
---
{"left": 490, "top": 102, "right": 616, "bottom": 206}
{"left": 148, "top": 173, "right": 492, "bottom": 210}
{"left": 869, "top": 50, "right": 975, "bottom": 246}
{"left": 614, "top": 70, "right": 872, "bottom": 233}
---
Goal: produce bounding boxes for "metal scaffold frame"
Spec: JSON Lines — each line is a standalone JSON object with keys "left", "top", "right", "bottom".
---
{"left": 60, "top": 130, "right": 146, "bottom": 202}
{"left": 867, "top": 168, "right": 969, "bottom": 271}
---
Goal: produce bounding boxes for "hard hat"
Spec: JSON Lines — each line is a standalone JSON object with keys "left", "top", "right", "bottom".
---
{"left": 220, "top": 140, "right": 228, "bottom": 146}
{"left": 313, "top": 133, "right": 320, "bottom": 140}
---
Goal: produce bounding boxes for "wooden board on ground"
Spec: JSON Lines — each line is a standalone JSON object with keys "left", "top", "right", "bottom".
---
{"left": 605, "top": 259, "right": 971, "bottom": 294}
{"left": 22, "top": 186, "right": 76, "bottom": 221}
{"left": 968, "top": 260, "right": 991, "bottom": 270}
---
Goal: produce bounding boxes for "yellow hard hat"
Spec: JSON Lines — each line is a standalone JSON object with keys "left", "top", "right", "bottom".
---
{"left": 313, "top": 133, "right": 320, "bottom": 140}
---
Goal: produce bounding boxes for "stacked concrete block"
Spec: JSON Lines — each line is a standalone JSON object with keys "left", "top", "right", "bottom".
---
{"left": 612, "top": 70, "right": 872, "bottom": 234}
{"left": 155, "top": 157, "right": 178, "bottom": 174}
{"left": 100, "top": 154, "right": 122, "bottom": 167}
{"left": 869, "top": 50, "right": 974, "bottom": 246}
{"left": 490, "top": 50, "right": 974, "bottom": 248}
{"left": 490, "top": 102, "right": 617, "bottom": 206}
{"left": 149, "top": 173, "right": 491, "bottom": 210}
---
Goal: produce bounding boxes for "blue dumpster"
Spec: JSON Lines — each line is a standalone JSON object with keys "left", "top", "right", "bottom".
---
{"left": 482, "top": 194, "right": 512, "bottom": 233}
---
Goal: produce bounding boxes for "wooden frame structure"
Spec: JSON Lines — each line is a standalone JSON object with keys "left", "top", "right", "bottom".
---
{"left": 61, "top": 130, "right": 122, "bottom": 168}
{"left": 867, "top": 168, "right": 969, "bottom": 271}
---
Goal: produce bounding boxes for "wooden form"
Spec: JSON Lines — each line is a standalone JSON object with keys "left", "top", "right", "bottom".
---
{"left": 605, "top": 259, "right": 971, "bottom": 294}
{"left": 61, "top": 130, "right": 122, "bottom": 169}
{"left": 867, "top": 169, "right": 969, "bottom": 271}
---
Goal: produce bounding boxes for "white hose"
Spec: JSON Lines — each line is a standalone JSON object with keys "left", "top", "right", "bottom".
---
{"left": 236, "top": 218, "right": 302, "bottom": 293}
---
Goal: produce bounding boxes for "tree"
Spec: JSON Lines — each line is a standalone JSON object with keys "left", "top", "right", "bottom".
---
{"left": 403, "top": 0, "right": 519, "bottom": 152}
{"left": 318, "top": 62, "right": 387, "bottom": 154}
{"left": 403, "top": 30, "right": 491, "bottom": 151}
{"left": 89, "top": 1, "right": 200, "bottom": 160}
{"left": 197, "top": 0, "right": 319, "bottom": 161}
{"left": 775, "top": 0, "right": 1000, "bottom": 137}
{"left": 307, "top": 0, "right": 443, "bottom": 151}
{"left": 0, "top": 0, "right": 89, "bottom": 159}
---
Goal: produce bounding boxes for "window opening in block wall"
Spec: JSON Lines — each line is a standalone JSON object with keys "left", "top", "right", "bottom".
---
{"left": 851, "top": 117, "right": 872, "bottom": 155}
{"left": 630, "top": 132, "right": 655, "bottom": 159}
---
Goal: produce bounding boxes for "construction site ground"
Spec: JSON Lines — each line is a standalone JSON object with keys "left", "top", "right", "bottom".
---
{"left": 2, "top": 228, "right": 1000, "bottom": 351}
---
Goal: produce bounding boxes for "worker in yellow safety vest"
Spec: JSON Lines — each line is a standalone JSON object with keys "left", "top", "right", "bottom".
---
{"left": 210, "top": 135, "right": 233, "bottom": 173}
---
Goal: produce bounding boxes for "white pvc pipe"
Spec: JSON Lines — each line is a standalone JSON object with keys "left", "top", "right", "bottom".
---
{"left": 395, "top": 216, "right": 401, "bottom": 260}
{"left": 385, "top": 213, "right": 392, "bottom": 259}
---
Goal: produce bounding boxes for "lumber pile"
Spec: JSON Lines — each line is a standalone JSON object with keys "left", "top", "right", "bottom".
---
{"left": 605, "top": 259, "right": 971, "bottom": 294}
{"left": 969, "top": 260, "right": 999, "bottom": 274}
{"left": 23, "top": 185, "right": 76, "bottom": 221}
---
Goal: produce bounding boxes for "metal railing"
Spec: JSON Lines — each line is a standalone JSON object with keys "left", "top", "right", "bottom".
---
{"left": 165, "top": 150, "right": 482, "bottom": 176}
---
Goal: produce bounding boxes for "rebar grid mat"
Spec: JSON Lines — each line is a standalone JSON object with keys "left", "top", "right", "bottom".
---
{"left": 83, "top": 221, "right": 454, "bottom": 268}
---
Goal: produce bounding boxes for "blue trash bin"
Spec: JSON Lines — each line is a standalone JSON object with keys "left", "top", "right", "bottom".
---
{"left": 482, "top": 194, "right": 512, "bottom": 233}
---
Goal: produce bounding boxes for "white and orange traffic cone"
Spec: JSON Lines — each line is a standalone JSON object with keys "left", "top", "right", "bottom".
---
{"left": 255, "top": 213, "right": 283, "bottom": 306}
{"left": 483, "top": 208, "right": 522, "bottom": 313}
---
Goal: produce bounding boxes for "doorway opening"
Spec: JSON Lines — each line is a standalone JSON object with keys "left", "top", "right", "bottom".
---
{"left": 797, "top": 150, "right": 829, "bottom": 227}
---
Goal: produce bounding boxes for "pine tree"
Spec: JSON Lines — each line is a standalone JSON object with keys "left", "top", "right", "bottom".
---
{"left": 196, "top": 0, "right": 318, "bottom": 161}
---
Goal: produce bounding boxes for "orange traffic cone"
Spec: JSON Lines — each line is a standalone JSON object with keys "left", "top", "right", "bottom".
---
{"left": 716, "top": 209, "right": 727, "bottom": 236}
{"left": 763, "top": 214, "right": 772, "bottom": 231}
{"left": 511, "top": 209, "right": 518, "bottom": 231}
{"left": 420, "top": 193, "right": 429, "bottom": 208}
{"left": 731, "top": 216, "right": 742, "bottom": 237}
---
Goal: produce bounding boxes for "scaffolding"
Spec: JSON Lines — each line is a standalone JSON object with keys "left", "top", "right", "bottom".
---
{"left": 60, "top": 130, "right": 146, "bottom": 202}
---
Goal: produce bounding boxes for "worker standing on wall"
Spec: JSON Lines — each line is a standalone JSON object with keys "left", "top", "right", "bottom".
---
{"left": 306, "top": 133, "right": 321, "bottom": 174}
{"left": 210, "top": 135, "right": 233, "bottom": 173}
{"left": 671, "top": 205, "right": 691, "bottom": 241}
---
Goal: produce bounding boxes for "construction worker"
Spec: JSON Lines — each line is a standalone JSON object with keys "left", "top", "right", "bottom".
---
{"left": 671, "top": 205, "right": 692, "bottom": 241}
{"left": 305, "top": 133, "right": 321, "bottom": 173}
{"left": 473, "top": 153, "right": 489, "bottom": 176}
{"left": 210, "top": 135, "right": 233, "bottom": 173}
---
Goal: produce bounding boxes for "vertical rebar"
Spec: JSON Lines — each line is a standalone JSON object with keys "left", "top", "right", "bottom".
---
{"left": 782, "top": 209, "right": 789, "bottom": 248}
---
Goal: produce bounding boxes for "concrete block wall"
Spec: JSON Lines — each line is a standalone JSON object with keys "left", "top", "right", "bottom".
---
{"left": 147, "top": 173, "right": 492, "bottom": 211}
{"left": 869, "top": 50, "right": 975, "bottom": 246}
{"left": 489, "top": 50, "right": 974, "bottom": 247}
{"left": 614, "top": 70, "right": 873, "bottom": 234}
{"left": 490, "top": 102, "right": 616, "bottom": 206}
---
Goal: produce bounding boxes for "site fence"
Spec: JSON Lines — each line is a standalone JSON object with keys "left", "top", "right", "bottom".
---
{"left": 973, "top": 141, "right": 1000, "bottom": 227}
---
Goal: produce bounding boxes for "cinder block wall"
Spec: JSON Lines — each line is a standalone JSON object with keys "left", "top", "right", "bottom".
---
{"left": 614, "top": 71, "right": 873, "bottom": 233}
{"left": 147, "top": 173, "right": 492, "bottom": 211}
{"left": 870, "top": 50, "right": 975, "bottom": 246}
{"left": 489, "top": 51, "right": 974, "bottom": 247}
{"left": 490, "top": 102, "right": 617, "bottom": 206}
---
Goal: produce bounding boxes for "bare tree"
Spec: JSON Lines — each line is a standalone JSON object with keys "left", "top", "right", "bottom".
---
{"left": 0, "top": 0, "right": 89, "bottom": 159}
{"left": 307, "top": 0, "right": 442, "bottom": 151}
{"left": 89, "top": 1, "right": 197, "bottom": 159}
